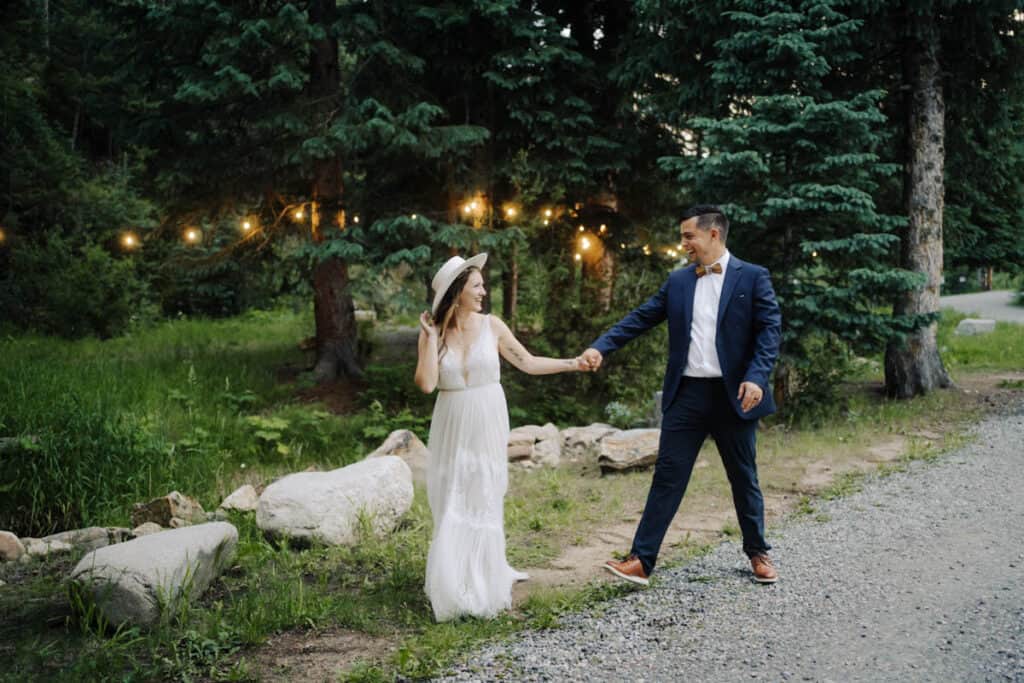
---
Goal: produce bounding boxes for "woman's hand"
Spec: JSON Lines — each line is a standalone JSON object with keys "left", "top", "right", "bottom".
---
{"left": 419, "top": 311, "right": 438, "bottom": 339}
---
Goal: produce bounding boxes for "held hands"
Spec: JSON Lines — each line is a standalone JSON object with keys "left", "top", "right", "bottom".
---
{"left": 579, "top": 348, "right": 603, "bottom": 372}
{"left": 737, "top": 381, "right": 764, "bottom": 412}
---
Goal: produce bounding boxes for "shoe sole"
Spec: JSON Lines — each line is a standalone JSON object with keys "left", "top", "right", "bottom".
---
{"left": 753, "top": 574, "right": 778, "bottom": 584}
{"left": 603, "top": 563, "right": 649, "bottom": 587}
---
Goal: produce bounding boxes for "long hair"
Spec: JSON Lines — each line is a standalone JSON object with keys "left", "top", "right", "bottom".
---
{"left": 433, "top": 267, "right": 478, "bottom": 358}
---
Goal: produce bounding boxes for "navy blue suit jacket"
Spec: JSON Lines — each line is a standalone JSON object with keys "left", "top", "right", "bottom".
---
{"left": 590, "top": 257, "right": 782, "bottom": 421}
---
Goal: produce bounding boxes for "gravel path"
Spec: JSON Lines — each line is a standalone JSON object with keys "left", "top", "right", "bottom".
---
{"left": 941, "top": 290, "right": 1024, "bottom": 323}
{"left": 440, "top": 401, "right": 1024, "bottom": 682}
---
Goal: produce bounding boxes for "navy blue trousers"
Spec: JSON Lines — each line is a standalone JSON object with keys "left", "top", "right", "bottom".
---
{"left": 631, "top": 376, "right": 770, "bottom": 575}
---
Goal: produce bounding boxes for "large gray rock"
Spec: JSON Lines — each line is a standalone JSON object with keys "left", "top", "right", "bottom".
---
{"left": 367, "top": 429, "right": 428, "bottom": 485}
{"left": 256, "top": 456, "right": 413, "bottom": 546}
{"left": 70, "top": 522, "right": 238, "bottom": 628}
{"left": 131, "top": 491, "right": 206, "bottom": 528}
{"left": 131, "top": 522, "right": 164, "bottom": 538}
{"left": 954, "top": 318, "right": 997, "bottom": 336}
{"left": 560, "top": 423, "right": 619, "bottom": 461}
{"left": 509, "top": 423, "right": 560, "bottom": 444}
{"left": 598, "top": 428, "right": 661, "bottom": 473}
{"left": 0, "top": 531, "right": 25, "bottom": 562}
{"left": 218, "top": 485, "right": 259, "bottom": 513}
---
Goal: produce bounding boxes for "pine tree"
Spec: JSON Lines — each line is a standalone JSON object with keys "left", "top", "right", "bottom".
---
{"left": 636, "top": 0, "right": 930, "bottom": 413}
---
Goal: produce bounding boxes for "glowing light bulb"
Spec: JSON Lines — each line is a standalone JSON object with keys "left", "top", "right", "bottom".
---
{"left": 599, "top": 224, "right": 607, "bottom": 232}
{"left": 353, "top": 215, "right": 360, "bottom": 223}
{"left": 185, "top": 228, "right": 201, "bottom": 243}
{"left": 543, "top": 219, "right": 549, "bottom": 226}
{"left": 121, "top": 232, "right": 139, "bottom": 249}
{"left": 578, "top": 225, "right": 584, "bottom": 232}
{"left": 574, "top": 253, "right": 582, "bottom": 261}
{"left": 544, "top": 209, "right": 553, "bottom": 218}
{"left": 242, "top": 220, "right": 252, "bottom": 231}
{"left": 580, "top": 236, "right": 591, "bottom": 250}
{"left": 294, "top": 209, "right": 304, "bottom": 220}
{"left": 411, "top": 213, "right": 418, "bottom": 219}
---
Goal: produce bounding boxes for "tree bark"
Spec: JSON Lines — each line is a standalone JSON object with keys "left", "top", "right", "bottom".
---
{"left": 309, "top": 0, "right": 361, "bottom": 383}
{"left": 885, "top": 11, "right": 952, "bottom": 398}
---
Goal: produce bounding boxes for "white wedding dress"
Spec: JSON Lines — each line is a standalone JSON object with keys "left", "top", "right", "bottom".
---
{"left": 425, "top": 315, "right": 528, "bottom": 621}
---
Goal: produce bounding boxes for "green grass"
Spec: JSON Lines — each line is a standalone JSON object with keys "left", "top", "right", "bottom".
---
{"left": 938, "top": 310, "right": 1024, "bottom": 371}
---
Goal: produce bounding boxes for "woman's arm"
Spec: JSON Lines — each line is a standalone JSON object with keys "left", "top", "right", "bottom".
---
{"left": 492, "top": 316, "right": 585, "bottom": 376}
{"left": 414, "top": 311, "right": 440, "bottom": 393}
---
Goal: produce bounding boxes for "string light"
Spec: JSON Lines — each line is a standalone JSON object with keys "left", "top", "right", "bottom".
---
{"left": 599, "top": 224, "right": 607, "bottom": 233}
{"left": 578, "top": 225, "right": 585, "bottom": 232}
{"left": 185, "top": 228, "right": 201, "bottom": 244}
{"left": 574, "top": 253, "right": 582, "bottom": 261}
{"left": 620, "top": 243, "right": 625, "bottom": 249}
{"left": 121, "top": 232, "right": 139, "bottom": 250}
{"left": 293, "top": 208, "right": 304, "bottom": 220}
{"left": 642, "top": 244, "right": 651, "bottom": 256}
{"left": 241, "top": 220, "right": 252, "bottom": 232}
{"left": 353, "top": 215, "right": 360, "bottom": 224}
{"left": 544, "top": 209, "right": 553, "bottom": 218}
{"left": 811, "top": 250, "right": 819, "bottom": 258}
{"left": 411, "top": 213, "right": 418, "bottom": 219}
{"left": 463, "top": 204, "right": 472, "bottom": 215}
{"left": 505, "top": 207, "right": 516, "bottom": 218}
{"left": 543, "top": 219, "right": 550, "bottom": 226}
{"left": 580, "top": 236, "right": 592, "bottom": 251}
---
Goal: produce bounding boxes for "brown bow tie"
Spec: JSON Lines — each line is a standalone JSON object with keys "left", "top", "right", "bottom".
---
{"left": 695, "top": 263, "right": 723, "bottom": 277}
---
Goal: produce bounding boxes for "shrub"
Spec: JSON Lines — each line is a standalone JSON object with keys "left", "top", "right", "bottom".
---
{"left": 0, "top": 234, "right": 151, "bottom": 339}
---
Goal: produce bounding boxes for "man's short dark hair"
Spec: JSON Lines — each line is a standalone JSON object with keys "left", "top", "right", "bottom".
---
{"left": 681, "top": 204, "right": 729, "bottom": 242}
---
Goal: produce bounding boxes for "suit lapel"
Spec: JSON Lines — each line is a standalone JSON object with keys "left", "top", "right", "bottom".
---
{"left": 717, "top": 257, "right": 743, "bottom": 328}
{"left": 681, "top": 266, "right": 697, "bottom": 335}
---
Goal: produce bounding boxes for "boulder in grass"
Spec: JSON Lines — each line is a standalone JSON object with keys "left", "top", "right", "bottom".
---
{"left": 70, "top": 522, "right": 238, "bottom": 628}
{"left": 598, "top": 428, "right": 661, "bottom": 474}
{"left": 131, "top": 491, "right": 206, "bottom": 528}
{"left": 218, "top": 485, "right": 259, "bottom": 513}
{"left": 367, "top": 429, "right": 428, "bottom": 485}
{"left": 954, "top": 318, "right": 996, "bottom": 336}
{"left": 256, "top": 456, "right": 413, "bottom": 546}
{"left": 0, "top": 531, "right": 25, "bottom": 562}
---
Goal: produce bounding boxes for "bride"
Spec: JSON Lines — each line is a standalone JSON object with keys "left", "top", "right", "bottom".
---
{"left": 414, "top": 253, "right": 586, "bottom": 621}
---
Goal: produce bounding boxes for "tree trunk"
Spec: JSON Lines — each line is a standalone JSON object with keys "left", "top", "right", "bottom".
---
{"left": 885, "top": 12, "right": 952, "bottom": 398}
{"left": 309, "top": 0, "right": 361, "bottom": 383}
{"left": 502, "top": 242, "right": 519, "bottom": 323}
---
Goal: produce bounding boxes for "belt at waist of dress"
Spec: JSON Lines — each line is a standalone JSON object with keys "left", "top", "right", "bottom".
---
{"left": 438, "top": 382, "right": 500, "bottom": 392}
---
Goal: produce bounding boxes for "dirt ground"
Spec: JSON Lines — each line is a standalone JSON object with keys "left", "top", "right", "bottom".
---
{"left": 245, "top": 370, "right": 1024, "bottom": 682}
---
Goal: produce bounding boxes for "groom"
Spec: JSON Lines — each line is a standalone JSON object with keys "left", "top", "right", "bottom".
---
{"left": 581, "top": 205, "right": 782, "bottom": 585}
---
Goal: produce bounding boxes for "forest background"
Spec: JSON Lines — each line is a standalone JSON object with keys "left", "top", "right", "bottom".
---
{"left": 1, "top": 1, "right": 1023, "bottom": 679}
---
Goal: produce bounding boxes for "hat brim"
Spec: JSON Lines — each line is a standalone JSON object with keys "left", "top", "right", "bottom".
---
{"left": 430, "top": 253, "right": 488, "bottom": 317}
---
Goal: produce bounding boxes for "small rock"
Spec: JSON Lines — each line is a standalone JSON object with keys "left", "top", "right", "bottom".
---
{"left": 560, "top": 423, "right": 619, "bottom": 461}
{"left": 218, "top": 484, "right": 259, "bottom": 512}
{"left": 131, "top": 522, "right": 164, "bottom": 537}
{"left": 955, "top": 318, "right": 996, "bottom": 336}
{"left": 598, "top": 428, "right": 661, "bottom": 473}
{"left": 131, "top": 491, "right": 206, "bottom": 528}
{"left": 0, "top": 530, "right": 26, "bottom": 562}
{"left": 532, "top": 438, "right": 562, "bottom": 467}
{"left": 23, "top": 537, "right": 74, "bottom": 558}
{"left": 367, "top": 429, "right": 428, "bottom": 485}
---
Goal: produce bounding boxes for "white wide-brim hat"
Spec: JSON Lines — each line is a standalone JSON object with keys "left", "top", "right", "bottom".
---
{"left": 431, "top": 253, "right": 488, "bottom": 316}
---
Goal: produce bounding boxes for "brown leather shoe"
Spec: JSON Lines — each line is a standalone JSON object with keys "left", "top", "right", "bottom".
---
{"left": 750, "top": 553, "right": 778, "bottom": 584}
{"left": 604, "top": 555, "right": 649, "bottom": 586}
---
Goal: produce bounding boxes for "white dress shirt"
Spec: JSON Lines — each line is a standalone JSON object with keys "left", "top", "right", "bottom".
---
{"left": 684, "top": 250, "right": 730, "bottom": 378}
